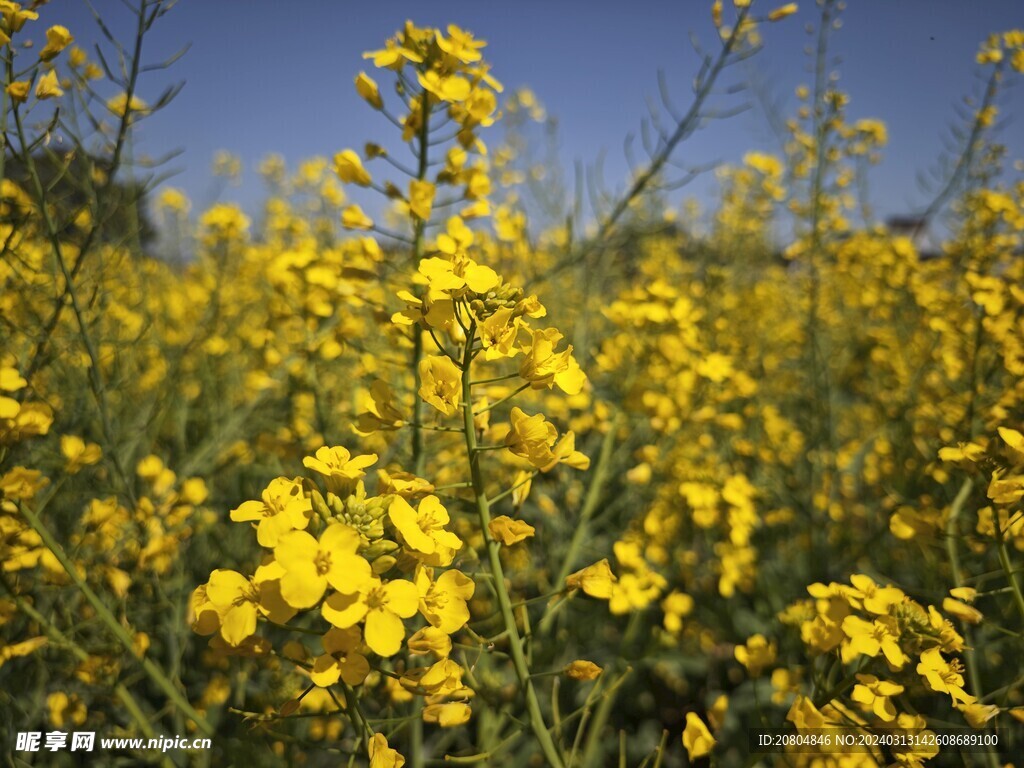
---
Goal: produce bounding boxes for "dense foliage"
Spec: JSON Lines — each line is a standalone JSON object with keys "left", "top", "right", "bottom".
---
{"left": 3, "top": 1, "right": 1024, "bottom": 766}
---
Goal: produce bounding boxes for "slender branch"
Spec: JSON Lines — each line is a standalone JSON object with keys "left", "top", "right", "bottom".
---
{"left": 18, "top": 502, "right": 214, "bottom": 736}
{"left": 461, "top": 323, "right": 566, "bottom": 768}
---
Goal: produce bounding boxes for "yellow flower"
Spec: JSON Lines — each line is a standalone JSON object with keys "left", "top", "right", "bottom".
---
{"left": 938, "top": 441, "right": 985, "bottom": 464}
{"left": 548, "top": 430, "right": 591, "bottom": 472}
{"left": 422, "top": 702, "right": 472, "bottom": 727}
{"left": 0, "top": 395, "right": 20, "bottom": 420}
{"left": 47, "top": 691, "right": 86, "bottom": 728}
{"left": 840, "top": 615, "right": 907, "bottom": 668}
{"left": 415, "top": 566, "right": 474, "bottom": 634}
{"left": 503, "top": 411, "right": 588, "bottom": 473}
{"left": 564, "top": 660, "right": 602, "bottom": 680}
{"left": 998, "top": 426, "right": 1024, "bottom": 457}
{"left": 407, "top": 626, "right": 452, "bottom": 657}
{"left": 518, "top": 327, "right": 586, "bottom": 395}
{"left": 566, "top": 559, "right": 616, "bottom": 599}
{"left": 156, "top": 187, "right": 190, "bottom": 214}
{"left": 988, "top": 469, "right": 1024, "bottom": 505}
{"left": 363, "top": 39, "right": 423, "bottom": 70}
{"left": 418, "top": 355, "right": 463, "bottom": 416}
{"left": 418, "top": 255, "right": 500, "bottom": 295}
{"left": 400, "top": 657, "right": 464, "bottom": 696}
{"left": 848, "top": 573, "right": 904, "bottom": 614}
{"left": 958, "top": 701, "right": 999, "bottom": 729}
{"left": 203, "top": 570, "right": 260, "bottom": 646}
{"left": 274, "top": 523, "right": 371, "bottom": 609}
{"left": 180, "top": 478, "right": 208, "bottom": 505}
{"left": 505, "top": 406, "right": 557, "bottom": 469}
{"left": 389, "top": 495, "right": 462, "bottom": 563}
{"left": 303, "top": 445, "right": 378, "bottom": 494}
{"left": 68, "top": 46, "right": 87, "bottom": 67}
{"left": 106, "top": 92, "right": 148, "bottom": 117}
{"left": 734, "top": 634, "right": 776, "bottom": 677}
{"left": 916, "top": 648, "right": 974, "bottom": 705}
{"left": 511, "top": 469, "right": 534, "bottom": 508}
{"left": 0, "top": 367, "right": 27, "bottom": 392}
{"left": 3, "top": 400, "right": 53, "bottom": 438}
{"left": 408, "top": 179, "right": 435, "bottom": 221}
{"left": 60, "top": 435, "right": 102, "bottom": 473}
{"left": 436, "top": 24, "right": 485, "bottom": 64}
{"left": 465, "top": 88, "right": 497, "bottom": 125}
{"left": 368, "top": 732, "right": 405, "bottom": 768}
{"left": 354, "top": 71, "right": 383, "bottom": 109}
{"left": 355, "top": 380, "right": 404, "bottom": 434}
{"left": 35, "top": 70, "right": 63, "bottom": 100}
{"left": 230, "top": 477, "right": 313, "bottom": 547}
{"left": 0, "top": 637, "right": 47, "bottom": 669}
{"left": 342, "top": 204, "right": 373, "bottom": 230}
{"left": 310, "top": 626, "right": 370, "bottom": 687}
{"left": 708, "top": 695, "right": 728, "bottom": 731}
{"left": 942, "top": 597, "right": 983, "bottom": 625}
{"left": 682, "top": 712, "right": 716, "bottom": 760}
{"left": 1, "top": 467, "right": 48, "bottom": 504}
{"left": 417, "top": 70, "right": 471, "bottom": 102}
{"left": 787, "top": 695, "right": 833, "bottom": 730}
{"left": 767, "top": 3, "right": 798, "bottom": 22}
{"left": 478, "top": 308, "right": 521, "bottom": 359}
{"left": 322, "top": 576, "right": 419, "bottom": 656}
{"left": 334, "top": 149, "right": 372, "bottom": 186}
{"left": 851, "top": 674, "right": 904, "bottom": 721}
{"left": 1, "top": 3, "right": 38, "bottom": 32}
{"left": 662, "top": 591, "right": 694, "bottom": 633}
{"left": 949, "top": 586, "right": 977, "bottom": 602}
{"left": 436, "top": 214, "right": 473, "bottom": 253}
{"left": 378, "top": 469, "right": 434, "bottom": 498}
{"left": 39, "top": 25, "right": 73, "bottom": 61}
{"left": 487, "top": 515, "right": 535, "bottom": 545}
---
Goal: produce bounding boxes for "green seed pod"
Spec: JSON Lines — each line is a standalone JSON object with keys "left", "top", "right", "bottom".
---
{"left": 309, "top": 488, "right": 332, "bottom": 523}
{"left": 336, "top": 492, "right": 392, "bottom": 541}
{"left": 326, "top": 491, "right": 346, "bottom": 517}
{"left": 362, "top": 539, "right": 399, "bottom": 560}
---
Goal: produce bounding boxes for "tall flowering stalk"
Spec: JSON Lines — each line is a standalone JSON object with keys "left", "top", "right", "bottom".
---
{"left": 191, "top": 22, "right": 594, "bottom": 766}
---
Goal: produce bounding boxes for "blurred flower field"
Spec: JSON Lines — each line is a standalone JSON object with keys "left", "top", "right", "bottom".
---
{"left": 2, "top": 1, "right": 1024, "bottom": 766}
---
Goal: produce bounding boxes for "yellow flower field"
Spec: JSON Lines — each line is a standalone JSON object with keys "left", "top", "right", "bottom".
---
{"left": 2, "top": 1, "right": 1024, "bottom": 765}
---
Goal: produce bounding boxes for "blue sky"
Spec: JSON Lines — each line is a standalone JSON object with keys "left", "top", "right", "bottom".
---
{"left": 56, "top": 0, "right": 1024, "bottom": 230}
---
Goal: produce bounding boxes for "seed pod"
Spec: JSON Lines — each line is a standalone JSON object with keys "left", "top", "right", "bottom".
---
{"left": 362, "top": 539, "right": 399, "bottom": 560}
{"left": 309, "top": 488, "right": 332, "bottom": 523}
{"left": 339, "top": 492, "right": 392, "bottom": 541}
{"left": 327, "top": 491, "right": 346, "bottom": 517}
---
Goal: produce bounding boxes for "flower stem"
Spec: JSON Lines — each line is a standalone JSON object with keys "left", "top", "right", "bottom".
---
{"left": 17, "top": 502, "right": 214, "bottom": 736}
{"left": 461, "top": 322, "right": 565, "bottom": 768}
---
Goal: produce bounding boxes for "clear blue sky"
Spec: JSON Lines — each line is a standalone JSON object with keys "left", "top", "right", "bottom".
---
{"left": 57, "top": 0, "right": 1024, "bottom": 229}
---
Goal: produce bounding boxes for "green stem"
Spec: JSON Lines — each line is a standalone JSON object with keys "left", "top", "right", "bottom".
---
{"left": 995, "top": 524, "right": 1024, "bottom": 626}
{"left": 488, "top": 471, "right": 539, "bottom": 506}
{"left": 9, "top": 91, "right": 136, "bottom": 504}
{"left": 943, "top": 475, "right": 1000, "bottom": 768}
{"left": 580, "top": 614, "right": 640, "bottom": 767}
{"left": 0, "top": 575, "right": 174, "bottom": 768}
{"left": 409, "top": 90, "right": 433, "bottom": 483}
{"left": 407, "top": 83, "right": 435, "bottom": 768}
{"left": 433, "top": 728, "right": 524, "bottom": 765}
{"left": 477, "top": 382, "right": 531, "bottom": 413}
{"left": 541, "top": 418, "right": 619, "bottom": 635}
{"left": 461, "top": 322, "right": 565, "bottom": 768}
{"left": 18, "top": 502, "right": 214, "bottom": 736}
{"left": 471, "top": 372, "right": 520, "bottom": 386}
